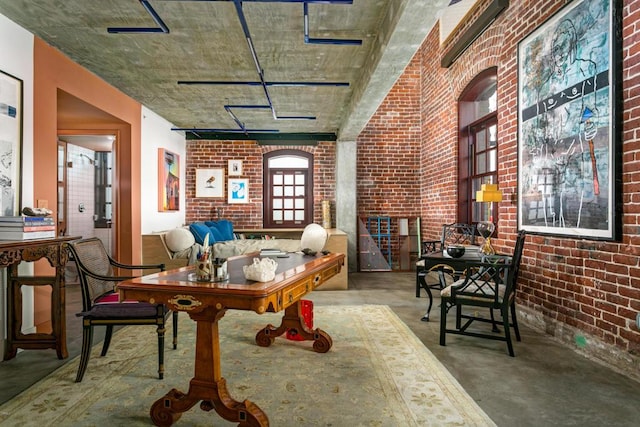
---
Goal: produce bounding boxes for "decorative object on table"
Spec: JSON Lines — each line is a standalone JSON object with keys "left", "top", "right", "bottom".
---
{"left": 445, "top": 244, "right": 466, "bottom": 258}
{"left": 228, "top": 159, "right": 242, "bottom": 176}
{"left": 517, "top": 0, "right": 621, "bottom": 240}
{"left": 21, "top": 206, "right": 52, "bottom": 217}
{"left": 301, "top": 248, "right": 317, "bottom": 256}
{"left": 227, "top": 178, "right": 248, "bottom": 204}
{"left": 195, "top": 168, "right": 224, "bottom": 198}
{"left": 300, "top": 223, "right": 328, "bottom": 253}
{"left": 0, "top": 70, "right": 22, "bottom": 217}
{"left": 477, "top": 221, "right": 496, "bottom": 255}
{"left": 157, "top": 148, "right": 179, "bottom": 212}
{"left": 211, "top": 257, "right": 228, "bottom": 282}
{"left": 195, "top": 235, "right": 212, "bottom": 281}
{"left": 243, "top": 257, "right": 278, "bottom": 282}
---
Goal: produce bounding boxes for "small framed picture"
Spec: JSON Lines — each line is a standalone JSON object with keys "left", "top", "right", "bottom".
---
{"left": 228, "top": 178, "right": 249, "bottom": 204}
{"left": 195, "top": 168, "right": 224, "bottom": 198}
{"left": 228, "top": 159, "right": 243, "bottom": 176}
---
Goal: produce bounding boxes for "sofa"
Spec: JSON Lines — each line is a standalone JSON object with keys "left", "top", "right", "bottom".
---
{"left": 141, "top": 223, "right": 348, "bottom": 290}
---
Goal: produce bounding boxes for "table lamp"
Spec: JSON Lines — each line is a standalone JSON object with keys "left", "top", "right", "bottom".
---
{"left": 475, "top": 183, "right": 503, "bottom": 255}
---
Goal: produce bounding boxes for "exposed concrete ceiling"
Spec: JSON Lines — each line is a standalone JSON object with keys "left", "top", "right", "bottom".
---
{"left": 0, "top": 0, "right": 448, "bottom": 140}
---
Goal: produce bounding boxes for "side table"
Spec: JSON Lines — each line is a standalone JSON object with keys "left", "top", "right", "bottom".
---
{"left": 2, "top": 236, "right": 79, "bottom": 360}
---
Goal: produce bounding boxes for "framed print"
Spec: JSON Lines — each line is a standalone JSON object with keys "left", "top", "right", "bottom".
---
{"left": 158, "top": 148, "right": 180, "bottom": 211}
{"left": 195, "top": 168, "right": 224, "bottom": 197}
{"left": 228, "top": 178, "right": 248, "bottom": 204}
{"left": 0, "top": 70, "right": 23, "bottom": 216}
{"left": 228, "top": 159, "right": 242, "bottom": 176}
{"left": 517, "top": 0, "right": 621, "bottom": 240}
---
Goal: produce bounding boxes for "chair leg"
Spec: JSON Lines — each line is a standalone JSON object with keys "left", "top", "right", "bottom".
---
{"left": 511, "top": 302, "right": 521, "bottom": 341}
{"left": 502, "top": 306, "right": 515, "bottom": 357}
{"left": 420, "top": 274, "right": 433, "bottom": 321}
{"left": 439, "top": 299, "right": 447, "bottom": 346}
{"left": 172, "top": 311, "right": 178, "bottom": 349}
{"left": 489, "top": 308, "right": 500, "bottom": 333}
{"left": 157, "top": 323, "right": 166, "bottom": 380}
{"left": 416, "top": 270, "right": 423, "bottom": 297}
{"left": 75, "top": 324, "right": 93, "bottom": 383}
{"left": 100, "top": 324, "right": 114, "bottom": 357}
{"left": 455, "top": 304, "right": 462, "bottom": 329}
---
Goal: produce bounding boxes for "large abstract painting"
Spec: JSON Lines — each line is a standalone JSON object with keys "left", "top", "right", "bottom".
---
{"left": 158, "top": 148, "right": 179, "bottom": 211}
{"left": 517, "top": 0, "right": 621, "bottom": 239}
{"left": 0, "top": 70, "right": 22, "bottom": 216}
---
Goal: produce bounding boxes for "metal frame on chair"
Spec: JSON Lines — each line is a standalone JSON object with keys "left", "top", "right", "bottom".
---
{"left": 415, "top": 223, "right": 477, "bottom": 298}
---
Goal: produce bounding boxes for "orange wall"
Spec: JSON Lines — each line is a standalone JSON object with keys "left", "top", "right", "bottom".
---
{"left": 33, "top": 38, "right": 142, "bottom": 263}
{"left": 32, "top": 38, "right": 142, "bottom": 324}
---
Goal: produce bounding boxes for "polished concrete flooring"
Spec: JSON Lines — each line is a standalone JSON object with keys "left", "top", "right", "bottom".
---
{"left": 1, "top": 272, "right": 640, "bottom": 426}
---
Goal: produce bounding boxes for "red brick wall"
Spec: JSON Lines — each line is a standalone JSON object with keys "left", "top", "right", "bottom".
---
{"left": 358, "top": 0, "right": 640, "bottom": 361}
{"left": 185, "top": 140, "right": 335, "bottom": 228}
{"left": 356, "top": 55, "right": 422, "bottom": 268}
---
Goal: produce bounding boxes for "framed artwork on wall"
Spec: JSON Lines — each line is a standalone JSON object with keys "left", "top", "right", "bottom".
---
{"left": 0, "top": 70, "right": 23, "bottom": 216}
{"left": 158, "top": 148, "right": 180, "bottom": 211}
{"left": 195, "top": 168, "right": 224, "bottom": 198}
{"left": 228, "top": 159, "right": 242, "bottom": 176}
{"left": 517, "top": 0, "right": 622, "bottom": 240}
{"left": 228, "top": 178, "right": 248, "bottom": 204}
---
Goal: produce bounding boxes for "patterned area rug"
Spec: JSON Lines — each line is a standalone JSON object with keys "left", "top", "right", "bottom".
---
{"left": 0, "top": 305, "right": 495, "bottom": 426}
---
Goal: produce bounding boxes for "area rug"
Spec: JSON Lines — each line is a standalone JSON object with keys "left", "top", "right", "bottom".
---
{"left": 0, "top": 305, "right": 495, "bottom": 426}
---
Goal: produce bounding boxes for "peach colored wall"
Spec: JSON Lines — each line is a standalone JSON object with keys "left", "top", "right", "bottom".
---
{"left": 33, "top": 38, "right": 142, "bottom": 263}
{"left": 32, "top": 38, "right": 142, "bottom": 324}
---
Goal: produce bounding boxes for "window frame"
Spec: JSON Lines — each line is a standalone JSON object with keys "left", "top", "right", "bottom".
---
{"left": 263, "top": 149, "right": 314, "bottom": 229}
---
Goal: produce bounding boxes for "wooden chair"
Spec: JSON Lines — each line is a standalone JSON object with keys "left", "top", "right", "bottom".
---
{"left": 66, "top": 237, "right": 178, "bottom": 382}
{"left": 439, "top": 230, "right": 526, "bottom": 356}
{"left": 415, "top": 223, "right": 476, "bottom": 298}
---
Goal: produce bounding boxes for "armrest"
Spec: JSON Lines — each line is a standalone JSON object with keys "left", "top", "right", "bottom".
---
{"left": 110, "top": 259, "right": 166, "bottom": 272}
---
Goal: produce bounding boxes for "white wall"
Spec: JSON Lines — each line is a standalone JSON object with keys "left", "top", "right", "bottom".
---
{"left": 140, "top": 106, "right": 186, "bottom": 234}
{"left": 0, "top": 13, "right": 35, "bottom": 358}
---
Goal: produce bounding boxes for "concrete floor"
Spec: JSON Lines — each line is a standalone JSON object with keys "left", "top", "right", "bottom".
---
{"left": 1, "top": 272, "right": 640, "bottom": 426}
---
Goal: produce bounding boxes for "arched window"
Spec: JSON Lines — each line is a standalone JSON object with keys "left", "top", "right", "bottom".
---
{"left": 263, "top": 150, "right": 313, "bottom": 228}
{"left": 458, "top": 68, "right": 498, "bottom": 225}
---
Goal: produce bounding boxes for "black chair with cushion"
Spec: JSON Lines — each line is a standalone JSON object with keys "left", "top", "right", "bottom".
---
{"left": 439, "top": 230, "right": 526, "bottom": 356}
{"left": 66, "top": 237, "right": 178, "bottom": 382}
{"left": 415, "top": 223, "right": 476, "bottom": 298}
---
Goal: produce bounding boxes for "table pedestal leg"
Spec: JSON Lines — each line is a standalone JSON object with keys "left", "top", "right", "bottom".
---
{"left": 255, "top": 302, "right": 333, "bottom": 353}
{"left": 150, "top": 308, "right": 269, "bottom": 427}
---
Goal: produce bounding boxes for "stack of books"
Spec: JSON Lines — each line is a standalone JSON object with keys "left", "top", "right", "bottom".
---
{"left": 0, "top": 216, "right": 56, "bottom": 240}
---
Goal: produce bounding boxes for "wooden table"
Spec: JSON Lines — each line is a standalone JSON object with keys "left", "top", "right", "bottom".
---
{"left": 118, "top": 251, "right": 345, "bottom": 427}
{"left": 2, "top": 236, "right": 79, "bottom": 360}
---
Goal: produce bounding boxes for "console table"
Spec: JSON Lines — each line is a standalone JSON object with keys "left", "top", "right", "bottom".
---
{"left": 2, "top": 236, "right": 79, "bottom": 360}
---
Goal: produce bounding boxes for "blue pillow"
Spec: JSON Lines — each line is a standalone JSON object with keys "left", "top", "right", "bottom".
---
{"left": 205, "top": 220, "right": 234, "bottom": 241}
{"left": 189, "top": 222, "right": 211, "bottom": 245}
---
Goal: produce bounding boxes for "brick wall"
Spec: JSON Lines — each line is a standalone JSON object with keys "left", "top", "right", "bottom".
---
{"left": 358, "top": 0, "right": 640, "bottom": 370}
{"left": 356, "top": 54, "right": 422, "bottom": 269}
{"left": 185, "top": 140, "right": 335, "bottom": 228}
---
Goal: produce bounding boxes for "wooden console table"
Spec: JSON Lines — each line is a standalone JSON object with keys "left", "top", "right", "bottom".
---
{"left": 2, "top": 236, "right": 79, "bottom": 360}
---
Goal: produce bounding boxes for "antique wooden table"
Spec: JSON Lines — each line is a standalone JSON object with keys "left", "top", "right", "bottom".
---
{"left": 118, "top": 251, "right": 345, "bottom": 427}
{"left": 2, "top": 236, "right": 79, "bottom": 360}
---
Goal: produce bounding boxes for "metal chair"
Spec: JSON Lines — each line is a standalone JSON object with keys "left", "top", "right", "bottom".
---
{"left": 439, "top": 230, "right": 526, "bottom": 356}
{"left": 415, "top": 223, "right": 477, "bottom": 299}
{"left": 66, "top": 237, "right": 178, "bottom": 382}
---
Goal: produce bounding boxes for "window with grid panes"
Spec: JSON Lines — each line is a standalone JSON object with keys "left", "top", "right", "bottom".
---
{"left": 263, "top": 150, "right": 313, "bottom": 228}
{"left": 458, "top": 68, "right": 498, "bottom": 225}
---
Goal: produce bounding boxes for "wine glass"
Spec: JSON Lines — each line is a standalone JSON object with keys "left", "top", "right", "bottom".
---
{"left": 477, "top": 221, "right": 496, "bottom": 255}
